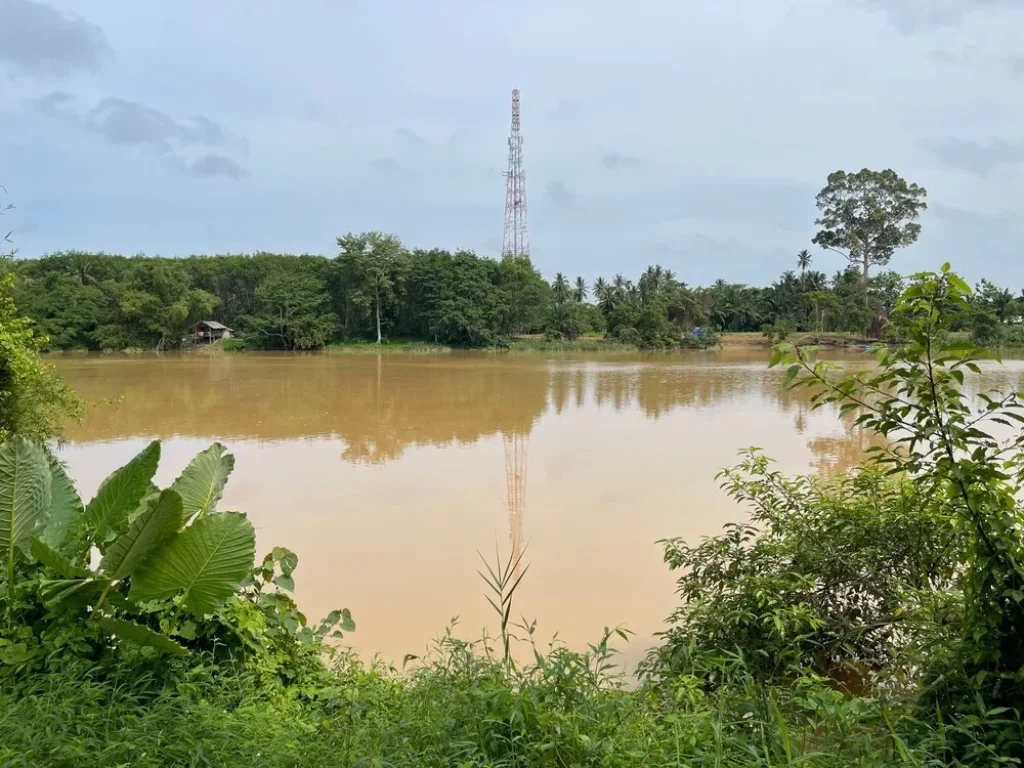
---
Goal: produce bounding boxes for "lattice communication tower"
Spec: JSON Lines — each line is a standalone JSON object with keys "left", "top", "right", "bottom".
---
{"left": 501, "top": 88, "right": 529, "bottom": 259}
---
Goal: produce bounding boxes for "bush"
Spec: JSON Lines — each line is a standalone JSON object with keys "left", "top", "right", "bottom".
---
{"left": 968, "top": 309, "right": 1001, "bottom": 345}
{"left": 647, "top": 450, "right": 960, "bottom": 688}
{"left": 761, "top": 319, "right": 796, "bottom": 344}
{"left": 971, "top": 321, "right": 1024, "bottom": 348}
{"left": 0, "top": 440, "right": 352, "bottom": 689}
{"left": 612, "top": 326, "right": 643, "bottom": 347}
{"left": 217, "top": 336, "right": 249, "bottom": 352}
{"left": 0, "top": 274, "right": 81, "bottom": 442}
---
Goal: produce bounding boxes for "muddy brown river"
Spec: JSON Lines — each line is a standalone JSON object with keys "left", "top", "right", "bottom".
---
{"left": 52, "top": 349, "right": 1024, "bottom": 669}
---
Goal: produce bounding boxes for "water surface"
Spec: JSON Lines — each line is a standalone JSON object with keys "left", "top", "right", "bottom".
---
{"left": 53, "top": 350, "right": 1024, "bottom": 668}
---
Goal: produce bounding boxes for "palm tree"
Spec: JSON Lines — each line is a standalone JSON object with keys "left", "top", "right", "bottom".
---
{"left": 797, "top": 249, "right": 812, "bottom": 276}
{"left": 573, "top": 276, "right": 588, "bottom": 303}
{"left": 594, "top": 278, "right": 615, "bottom": 313}
{"left": 802, "top": 270, "right": 826, "bottom": 292}
{"left": 612, "top": 273, "right": 630, "bottom": 303}
{"left": 66, "top": 252, "right": 98, "bottom": 285}
{"left": 552, "top": 272, "right": 571, "bottom": 304}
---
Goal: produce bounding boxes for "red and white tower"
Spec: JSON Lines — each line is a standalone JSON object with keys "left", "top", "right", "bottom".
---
{"left": 502, "top": 88, "right": 529, "bottom": 259}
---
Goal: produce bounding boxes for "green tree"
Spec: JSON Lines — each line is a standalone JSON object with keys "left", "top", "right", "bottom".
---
{"left": 495, "top": 256, "right": 549, "bottom": 335}
{"left": 573, "top": 276, "right": 588, "bottom": 303}
{"left": 868, "top": 270, "right": 905, "bottom": 314}
{"left": 796, "top": 249, "right": 812, "bottom": 275}
{"left": 812, "top": 169, "right": 927, "bottom": 294}
{"left": 551, "top": 273, "right": 571, "bottom": 304}
{"left": 337, "top": 232, "right": 407, "bottom": 343}
{"left": 0, "top": 275, "right": 81, "bottom": 441}
{"left": 402, "top": 249, "right": 504, "bottom": 345}
{"left": 975, "top": 279, "right": 1018, "bottom": 323}
{"left": 593, "top": 277, "right": 614, "bottom": 314}
{"left": 241, "top": 270, "right": 338, "bottom": 350}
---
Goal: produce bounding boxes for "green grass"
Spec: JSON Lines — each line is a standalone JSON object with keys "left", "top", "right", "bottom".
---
{"left": 0, "top": 640, "right": 958, "bottom": 768}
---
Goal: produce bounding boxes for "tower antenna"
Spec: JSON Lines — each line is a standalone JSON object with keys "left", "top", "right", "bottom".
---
{"left": 502, "top": 88, "right": 529, "bottom": 259}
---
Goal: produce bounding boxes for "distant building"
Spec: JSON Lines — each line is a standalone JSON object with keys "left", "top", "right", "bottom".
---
{"left": 191, "top": 320, "right": 234, "bottom": 343}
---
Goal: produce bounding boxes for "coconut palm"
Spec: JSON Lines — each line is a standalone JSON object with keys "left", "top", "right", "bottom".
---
{"left": 594, "top": 278, "right": 615, "bottom": 313}
{"left": 797, "top": 249, "right": 812, "bottom": 276}
{"left": 552, "top": 272, "right": 571, "bottom": 304}
{"left": 574, "top": 276, "right": 588, "bottom": 303}
{"left": 611, "top": 273, "right": 633, "bottom": 304}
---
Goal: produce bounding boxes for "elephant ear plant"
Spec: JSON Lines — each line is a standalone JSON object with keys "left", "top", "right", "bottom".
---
{"left": 0, "top": 440, "right": 351, "bottom": 670}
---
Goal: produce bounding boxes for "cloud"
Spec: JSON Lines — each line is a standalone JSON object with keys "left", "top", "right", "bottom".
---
{"left": 30, "top": 90, "right": 76, "bottom": 118}
{"left": 186, "top": 153, "right": 249, "bottom": 180}
{"left": 0, "top": 0, "right": 110, "bottom": 78}
{"left": 931, "top": 203, "right": 1016, "bottom": 227}
{"left": 31, "top": 92, "right": 249, "bottom": 179}
{"left": 370, "top": 157, "right": 404, "bottom": 174}
{"left": 927, "top": 46, "right": 1024, "bottom": 77}
{"left": 545, "top": 180, "right": 576, "bottom": 207}
{"left": 395, "top": 127, "right": 428, "bottom": 146}
{"left": 927, "top": 138, "right": 1024, "bottom": 176}
{"left": 86, "top": 98, "right": 246, "bottom": 153}
{"left": 853, "top": 0, "right": 1019, "bottom": 34}
{"left": 600, "top": 151, "right": 644, "bottom": 170}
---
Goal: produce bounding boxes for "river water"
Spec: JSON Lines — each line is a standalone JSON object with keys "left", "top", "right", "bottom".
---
{"left": 51, "top": 349, "right": 1024, "bottom": 669}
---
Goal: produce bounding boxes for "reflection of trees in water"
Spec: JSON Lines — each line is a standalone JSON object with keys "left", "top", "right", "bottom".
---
{"left": 807, "top": 427, "right": 886, "bottom": 478}
{"left": 63, "top": 351, "right": 994, "bottom": 475}
{"left": 589, "top": 366, "right": 756, "bottom": 417}
{"left": 336, "top": 359, "right": 547, "bottom": 464}
{"left": 59, "top": 354, "right": 548, "bottom": 464}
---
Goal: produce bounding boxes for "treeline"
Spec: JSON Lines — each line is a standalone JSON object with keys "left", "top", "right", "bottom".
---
{"left": 8, "top": 166, "right": 1024, "bottom": 350}
{"left": 11, "top": 247, "right": 550, "bottom": 350}
{"left": 12, "top": 246, "right": 1024, "bottom": 351}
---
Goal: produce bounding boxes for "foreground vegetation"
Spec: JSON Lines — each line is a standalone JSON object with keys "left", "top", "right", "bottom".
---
{"left": 0, "top": 264, "right": 1022, "bottom": 766}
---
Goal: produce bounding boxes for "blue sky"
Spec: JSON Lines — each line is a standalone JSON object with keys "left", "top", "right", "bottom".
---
{"left": 1, "top": 0, "right": 1023, "bottom": 286}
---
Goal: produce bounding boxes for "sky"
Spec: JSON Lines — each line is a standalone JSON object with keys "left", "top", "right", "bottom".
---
{"left": 1, "top": 0, "right": 1023, "bottom": 286}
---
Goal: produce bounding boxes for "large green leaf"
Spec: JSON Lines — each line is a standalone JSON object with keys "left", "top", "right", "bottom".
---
{"left": 130, "top": 511, "right": 255, "bottom": 616}
{"left": 85, "top": 441, "right": 160, "bottom": 544}
{"left": 98, "top": 617, "right": 187, "bottom": 656}
{"left": 100, "top": 489, "right": 184, "bottom": 580}
{"left": 39, "top": 578, "right": 108, "bottom": 608}
{"left": 30, "top": 538, "right": 92, "bottom": 579}
{"left": 0, "top": 439, "right": 53, "bottom": 575}
{"left": 171, "top": 443, "right": 234, "bottom": 520}
{"left": 38, "top": 455, "right": 85, "bottom": 551}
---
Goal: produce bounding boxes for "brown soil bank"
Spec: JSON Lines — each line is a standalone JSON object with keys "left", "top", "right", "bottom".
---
{"left": 720, "top": 332, "right": 877, "bottom": 349}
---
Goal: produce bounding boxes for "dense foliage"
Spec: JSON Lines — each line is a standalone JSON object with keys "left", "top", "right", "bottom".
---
{"left": 0, "top": 438, "right": 353, "bottom": 682}
{"left": 19, "top": 246, "right": 1019, "bottom": 351}
{"left": 9, "top": 167, "right": 1024, "bottom": 350}
{"left": 0, "top": 274, "right": 81, "bottom": 441}
{"left": 647, "top": 266, "right": 1024, "bottom": 763}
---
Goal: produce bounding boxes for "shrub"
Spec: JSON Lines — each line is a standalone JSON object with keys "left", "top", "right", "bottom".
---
{"left": 647, "top": 450, "right": 960, "bottom": 688}
{"left": 0, "top": 440, "right": 352, "bottom": 688}
{"left": 0, "top": 275, "right": 81, "bottom": 442}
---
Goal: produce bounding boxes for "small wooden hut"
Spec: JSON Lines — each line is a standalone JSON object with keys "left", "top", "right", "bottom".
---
{"left": 191, "top": 320, "right": 234, "bottom": 343}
